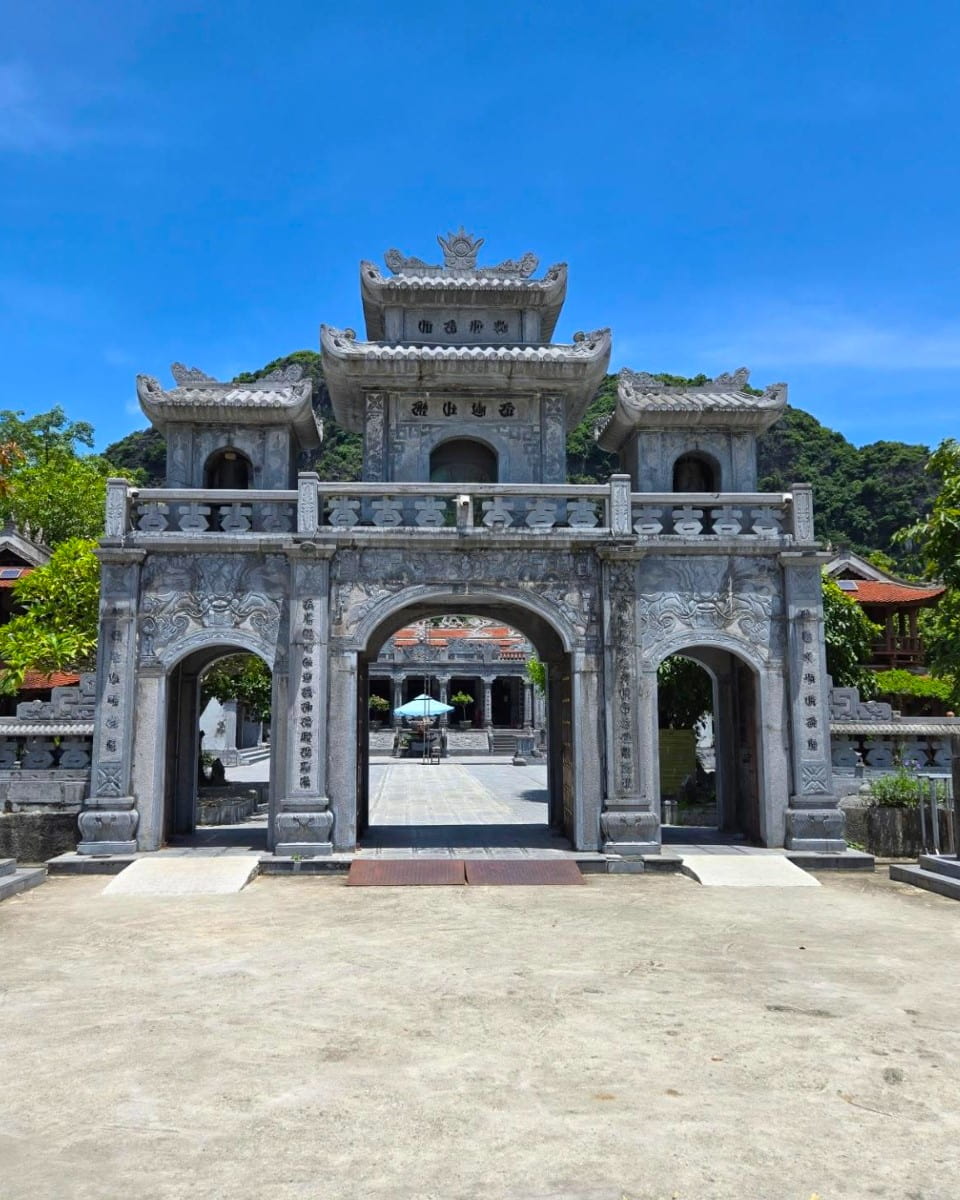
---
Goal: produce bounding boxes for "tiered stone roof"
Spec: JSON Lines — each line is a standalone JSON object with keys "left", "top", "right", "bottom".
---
{"left": 321, "top": 325, "right": 611, "bottom": 432}
{"left": 597, "top": 367, "right": 787, "bottom": 450}
{"left": 136, "top": 363, "right": 321, "bottom": 447}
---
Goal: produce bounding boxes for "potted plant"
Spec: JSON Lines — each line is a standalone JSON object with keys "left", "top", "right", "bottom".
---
{"left": 368, "top": 693, "right": 391, "bottom": 729}
{"left": 450, "top": 690, "right": 474, "bottom": 729}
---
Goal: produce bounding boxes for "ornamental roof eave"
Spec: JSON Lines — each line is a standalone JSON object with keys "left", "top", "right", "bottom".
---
{"left": 359, "top": 261, "right": 569, "bottom": 341}
{"left": 320, "top": 325, "right": 611, "bottom": 432}
{"left": 136, "top": 373, "right": 322, "bottom": 449}
{"left": 596, "top": 368, "right": 788, "bottom": 452}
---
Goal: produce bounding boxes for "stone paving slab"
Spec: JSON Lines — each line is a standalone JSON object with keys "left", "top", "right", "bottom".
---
{"left": 681, "top": 854, "right": 821, "bottom": 887}
{"left": 101, "top": 855, "right": 260, "bottom": 896}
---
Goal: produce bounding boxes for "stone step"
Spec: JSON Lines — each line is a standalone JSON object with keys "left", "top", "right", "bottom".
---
{"left": 918, "top": 854, "right": 960, "bottom": 881}
{"left": 0, "top": 858, "right": 16, "bottom": 878}
{"left": 0, "top": 863, "right": 47, "bottom": 902}
{"left": 890, "top": 862, "right": 960, "bottom": 901}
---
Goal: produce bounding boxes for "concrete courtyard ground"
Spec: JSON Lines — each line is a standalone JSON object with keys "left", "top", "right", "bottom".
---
{"left": 2, "top": 869, "right": 959, "bottom": 1200}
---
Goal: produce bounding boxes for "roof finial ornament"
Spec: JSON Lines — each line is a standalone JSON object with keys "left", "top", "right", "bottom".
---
{"left": 712, "top": 367, "right": 751, "bottom": 389}
{"left": 437, "top": 226, "right": 484, "bottom": 270}
{"left": 171, "top": 362, "right": 216, "bottom": 386}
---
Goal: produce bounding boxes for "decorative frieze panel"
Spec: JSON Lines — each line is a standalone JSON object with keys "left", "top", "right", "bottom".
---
{"left": 139, "top": 553, "right": 285, "bottom": 665}
{"left": 636, "top": 557, "right": 782, "bottom": 658}
{"left": 331, "top": 548, "right": 599, "bottom": 647}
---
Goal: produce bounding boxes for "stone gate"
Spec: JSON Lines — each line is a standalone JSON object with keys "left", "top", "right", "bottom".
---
{"left": 77, "top": 230, "right": 844, "bottom": 857}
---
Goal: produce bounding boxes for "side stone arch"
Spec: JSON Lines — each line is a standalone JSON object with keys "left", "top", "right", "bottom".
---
{"left": 646, "top": 635, "right": 790, "bottom": 845}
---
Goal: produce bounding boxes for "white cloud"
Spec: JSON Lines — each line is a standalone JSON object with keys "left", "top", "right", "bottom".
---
{"left": 698, "top": 305, "right": 960, "bottom": 372}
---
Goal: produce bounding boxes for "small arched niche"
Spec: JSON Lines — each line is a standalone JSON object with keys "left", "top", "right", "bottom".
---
{"left": 204, "top": 448, "right": 252, "bottom": 490}
{"left": 429, "top": 438, "right": 498, "bottom": 484}
{"left": 672, "top": 452, "right": 720, "bottom": 493}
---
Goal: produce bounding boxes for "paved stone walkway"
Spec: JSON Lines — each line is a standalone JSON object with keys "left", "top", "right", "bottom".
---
{"left": 368, "top": 760, "right": 548, "bottom": 825}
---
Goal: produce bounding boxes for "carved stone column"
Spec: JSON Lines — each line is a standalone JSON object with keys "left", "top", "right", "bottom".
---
{"left": 78, "top": 548, "right": 145, "bottom": 854}
{"left": 275, "top": 548, "right": 334, "bottom": 856}
{"left": 540, "top": 393, "right": 567, "bottom": 484}
{"left": 523, "top": 680, "right": 534, "bottom": 729}
{"left": 570, "top": 649, "right": 603, "bottom": 850}
{"left": 482, "top": 677, "right": 493, "bottom": 728}
{"left": 437, "top": 675, "right": 450, "bottom": 726}
{"left": 327, "top": 646, "right": 359, "bottom": 851}
{"left": 362, "top": 392, "right": 387, "bottom": 483}
{"left": 598, "top": 554, "right": 660, "bottom": 856}
{"left": 782, "top": 553, "right": 845, "bottom": 850}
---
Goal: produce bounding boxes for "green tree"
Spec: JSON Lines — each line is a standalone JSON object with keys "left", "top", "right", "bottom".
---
{"left": 0, "top": 406, "right": 94, "bottom": 461}
{"left": 822, "top": 575, "right": 882, "bottom": 693}
{"left": 525, "top": 657, "right": 546, "bottom": 695}
{"left": 657, "top": 655, "right": 713, "bottom": 729}
{"left": 202, "top": 655, "right": 273, "bottom": 720}
{"left": 0, "top": 538, "right": 101, "bottom": 693}
{"left": 897, "top": 438, "right": 960, "bottom": 705}
{"left": 0, "top": 452, "right": 117, "bottom": 545}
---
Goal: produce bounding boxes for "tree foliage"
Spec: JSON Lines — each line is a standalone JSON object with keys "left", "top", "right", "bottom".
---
{"left": 0, "top": 539, "right": 101, "bottom": 693}
{"left": 202, "top": 655, "right": 272, "bottom": 720}
{"left": 0, "top": 407, "right": 122, "bottom": 545}
{"left": 872, "top": 669, "right": 954, "bottom": 714}
{"left": 657, "top": 655, "right": 713, "bottom": 729}
{"left": 103, "top": 426, "right": 166, "bottom": 487}
{"left": 757, "top": 409, "right": 934, "bottom": 570}
{"left": 897, "top": 439, "right": 960, "bottom": 705}
{"left": 822, "top": 575, "right": 882, "bottom": 693}
{"left": 525, "top": 657, "right": 546, "bottom": 695}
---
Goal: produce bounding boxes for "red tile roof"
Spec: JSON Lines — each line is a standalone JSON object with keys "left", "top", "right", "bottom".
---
{"left": 0, "top": 566, "right": 32, "bottom": 588}
{"left": 20, "top": 669, "right": 81, "bottom": 690}
{"left": 848, "top": 580, "right": 945, "bottom": 605}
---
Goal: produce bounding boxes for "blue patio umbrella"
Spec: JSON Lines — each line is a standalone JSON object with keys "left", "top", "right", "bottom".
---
{"left": 393, "top": 692, "right": 454, "bottom": 719}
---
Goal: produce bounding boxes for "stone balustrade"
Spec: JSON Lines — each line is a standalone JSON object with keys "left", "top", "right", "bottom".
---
{"left": 629, "top": 493, "right": 795, "bottom": 541}
{"left": 106, "top": 476, "right": 813, "bottom": 545}
{"left": 0, "top": 673, "right": 96, "bottom": 816}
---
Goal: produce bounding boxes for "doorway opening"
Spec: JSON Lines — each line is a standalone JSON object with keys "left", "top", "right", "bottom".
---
{"left": 358, "top": 605, "right": 570, "bottom": 852}
{"left": 656, "top": 646, "right": 763, "bottom": 843}
{"left": 429, "top": 437, "right": 498, "bottom": 483}
{"left": 164, "top": 647, "right": 273, "bottom": 850}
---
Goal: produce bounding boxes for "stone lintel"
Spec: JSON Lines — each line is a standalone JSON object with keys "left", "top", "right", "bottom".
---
{"left": 283, "top": 540, "right": 337, "bottom": 561}
{"left": 778, "top": 550, "right": 833, "bottom": 567}
{"left": 95, "top": 547, "right": 147, "bottom": 565}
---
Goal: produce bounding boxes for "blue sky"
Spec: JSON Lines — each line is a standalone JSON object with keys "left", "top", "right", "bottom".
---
{"left": 2, "top": 0, "right": 959, "bottom": 452}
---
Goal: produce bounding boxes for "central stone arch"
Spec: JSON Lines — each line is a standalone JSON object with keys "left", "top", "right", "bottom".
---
{"left": 326, "top": 583, "right": 601, "bottom": 852}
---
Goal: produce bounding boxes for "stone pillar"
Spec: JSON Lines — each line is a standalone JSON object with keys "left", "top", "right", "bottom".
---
{"left": 327, "top": 647, "right": 359, "bottom": 851}
{"left": 437, "top": 675, "right": 450, "bottom": 726}
{"left": 275, "top": 549, "right": 334, "bottom": 856}
{"left": 482, "top": 677, "right": 493, "bottom": 728}
{"left": 78, "top": 548, "right": 145, "bottom": 854}
{"left": 598, "top": 555, "right": 660, "bottom": 856}
{"left": 392, "top": 676, "right": 404, "bottom": 725}
{"left": 128, "top": 667, "right": 167, "bottom": 851}
{"left": 533, "top": 683, "right": 546, "bottom": 733}
{"left": 571, "top": 650, "right": 603, "bottom": 851}
{"left": 523, "top": 680, "right": 534, "bottom": 729}
{"left": 782, "top": 553, "right": 845, "bottom": 850}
